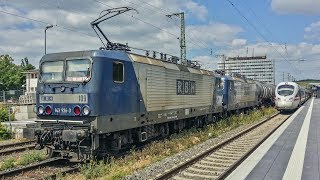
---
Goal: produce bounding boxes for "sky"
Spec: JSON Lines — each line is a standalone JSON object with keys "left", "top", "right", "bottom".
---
{"left": 0, "top": 0, "right": 320, "bottom": 83}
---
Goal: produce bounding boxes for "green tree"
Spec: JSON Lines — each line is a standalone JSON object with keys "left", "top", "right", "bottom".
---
{"left": 20, "top": 57, "right": 36, "bottom": 89}
{"left": 21, "top": 57, "right": 36, "bottom": 71}
{"left": 0, "top": 55, "right": 22, "bottom": 91}
{"left": 0, "top": 55, "right": 36, "bottom": 91}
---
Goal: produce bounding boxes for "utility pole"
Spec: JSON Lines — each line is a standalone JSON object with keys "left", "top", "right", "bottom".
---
{"left": 166, "top": 12, "right": 186, "bottom": 65}
{"left": 283, "top": 72, "right": 285, "bottom": 82}
{"left": 287, "top": 73, "right": 290, "bottom": 82}
{"left": 2, "top": 90, "right": 5, "bottom": 103}
{"left": 215, "top": 54, "right": 226, "bottom": 71}
{"left": 273, "top": 59, "right": 275, "bottom": 85}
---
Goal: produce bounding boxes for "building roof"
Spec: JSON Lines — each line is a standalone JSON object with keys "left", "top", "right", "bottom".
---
{"left": 22, "top": 69, "right": 39, "bottom": 74}
{"left": 227, "top": 56, "right": 267, "bottom": 61}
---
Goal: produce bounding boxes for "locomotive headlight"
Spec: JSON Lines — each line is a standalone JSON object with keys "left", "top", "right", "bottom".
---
{"left": 83, "top": 106, "right": 90, "bottom": 116}
{"left": 38, "top": 106, "right": 44, "bottom": 115}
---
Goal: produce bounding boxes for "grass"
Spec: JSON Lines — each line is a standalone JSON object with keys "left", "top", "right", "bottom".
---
{"left": 0, "top": 150, "right": 46, "bottom": 171}
{"left": 16, "top": 151, "right": 47, "bottom": 166}
{"left": 76, "top": 107, "right": 277, "bottom": 180}
{"left": 0, "top": 158, "right": 15, "bottom": 171}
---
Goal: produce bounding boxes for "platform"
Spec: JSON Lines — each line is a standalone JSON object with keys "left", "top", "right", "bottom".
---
{"left": 226, "top": 97, "right": 319, "bottom": 180}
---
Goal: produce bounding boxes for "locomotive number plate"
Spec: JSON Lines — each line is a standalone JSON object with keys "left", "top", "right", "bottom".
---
{"left": 40, "top": 94, "right": 88, "bottom": 104}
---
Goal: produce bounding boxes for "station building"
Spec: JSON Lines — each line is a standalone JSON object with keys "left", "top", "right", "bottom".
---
{"left": 19, "top": 69, "right": 38, "bottom": 105}
{"left": 218, "top": 55, "right": 275, "bottom": 84}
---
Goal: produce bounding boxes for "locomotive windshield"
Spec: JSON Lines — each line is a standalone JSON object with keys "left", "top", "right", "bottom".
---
{"left": 66, "top": 59, "right": 91, "bottom": 82}
{"left": 40, "top": 58, "right": 91, "bottom": 83}
{"left": 277, "top": 85, "right": 294, "bottom": 96}
{"left": 41, "top": 61, "right": 64, "bottom": 82}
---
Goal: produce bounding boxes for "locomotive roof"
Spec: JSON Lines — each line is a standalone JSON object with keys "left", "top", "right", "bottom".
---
{"left": 277, "top": 81, "right": 299, "bottom": 87}
{"left": 40, "top": 50, "right": 222, "bottom": 77}
{"left": 127, "top": 52, "right": 216, "bottom": 76}
{"left": 40, "top": 50, "right": 131, "bottom": 63}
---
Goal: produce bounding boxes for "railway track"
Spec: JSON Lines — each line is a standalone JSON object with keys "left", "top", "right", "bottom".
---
{"left": 46, "top": 166, "right": 79, "bottom": 179}
{"left": 0, "top": 140, "right": 36, "bottom": 155}
{"left": 0, "top": 157, "right": 78, "bottom": 179}
{"left": 155, "top": 113, "right": 291, "bottom": 180}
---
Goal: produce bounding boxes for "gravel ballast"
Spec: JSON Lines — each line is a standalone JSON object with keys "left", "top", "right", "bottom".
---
{"left": 125, "top": 114, "right": 277, "bottom": 180}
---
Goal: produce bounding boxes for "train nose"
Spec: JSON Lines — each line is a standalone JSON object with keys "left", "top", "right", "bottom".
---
{"left": 276, "top": 99, "right": 293, "bottom": 109}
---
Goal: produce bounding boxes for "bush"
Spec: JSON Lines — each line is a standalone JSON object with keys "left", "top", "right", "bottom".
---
{"left": 0, "top": 123, "right": 11, "bottom": 140}
{"left": 0, "top": 105, "right": 14, "bottom": 122}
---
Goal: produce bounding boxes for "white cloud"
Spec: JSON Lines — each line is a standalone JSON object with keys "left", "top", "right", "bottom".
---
{"left": 192, "top": 55, "right": 218, "bottom": 70}
{"left": 304, "top": 21, "right": 320, "bottom": 41}
{"left": 2, "top": 0, "right": 319, "bottom": 82}
{"left": 0, "top": 0, "right": 243, "bottom": 66}
{"left": 186, "top": 22, "right": 243, "bottom": 49}
{"left": 231, "top": 39, "right": 247, "bottom": 47}
{"left": 184, "top": 1, "right": 208, "bottom": 21}
{"left": 271, "top": 0, "right": 320, "bottom": 14}
{"left": 0, "top": 6, "right": 29, "bottom": 27}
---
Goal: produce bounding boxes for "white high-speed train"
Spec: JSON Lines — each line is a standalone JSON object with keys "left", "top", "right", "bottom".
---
{"left": 275, "top": 82, "right": 308, "bottom": 111}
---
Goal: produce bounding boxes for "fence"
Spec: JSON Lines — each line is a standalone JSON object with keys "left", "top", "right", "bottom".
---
{"left": 0, "top": 90, "right": 29, "bottom": 104}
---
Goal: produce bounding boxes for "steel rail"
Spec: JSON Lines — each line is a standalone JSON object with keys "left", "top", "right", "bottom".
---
{"left": 0, "top": 140, "right": 35, "bottom": 150}
{"left": 46, "top": 166, "right": 80, "bottom": 179}
{"left": 155, "top": 112, "right": 285, "bottom": 180}
{"left": 0, "top": 144, "right": 35, "bottom": 155}
{"left": 0, "top": 157, "right": 67, "bottom": 178}
{"left": 217, "top": 113, "right": 290, "bottom": 179}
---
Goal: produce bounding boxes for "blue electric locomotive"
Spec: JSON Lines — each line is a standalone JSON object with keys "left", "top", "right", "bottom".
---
{"left": 32, "top": 50, "right": 227, "bottom": 159}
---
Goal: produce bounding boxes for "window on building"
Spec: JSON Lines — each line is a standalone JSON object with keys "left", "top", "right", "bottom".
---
{"left": 113, "top": 62, "right": 124, "bottom": 83}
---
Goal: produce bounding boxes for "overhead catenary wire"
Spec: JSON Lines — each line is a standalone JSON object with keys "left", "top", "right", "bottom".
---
{"left": 3, "top": 0, "right": 214, "bottom": 58}
{"left": 136, "top": 0, "right": 213, "bottom": 52}
{"left": 92, "top": 0, "right": 179, "bottom": 38}
{"left": 238, "top": 0, "right": 278, "bottom": 42}
{"left": 119, "top": 0, "right": 213, "bottom": 53}
{"left": 237, "top": 0, "right": 304, "bottom": 77}
{"left": 0, "top": 9, "right": 95, "bottom": 37}
{"left": 0, "top": 3, "right": 175, "bottom": 54}
{"left": 225, "top": 0, "right": 304, "bottom": 79}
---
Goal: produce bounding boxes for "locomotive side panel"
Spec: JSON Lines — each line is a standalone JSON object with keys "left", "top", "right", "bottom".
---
{"left": 131, "top": 60, "right": 215, "bottom": 123}
{"left": 91, "top": 54, "right": 146, "bottom": 134}
{"left": 224, "top": 77, "right": 259, "bottom": 111}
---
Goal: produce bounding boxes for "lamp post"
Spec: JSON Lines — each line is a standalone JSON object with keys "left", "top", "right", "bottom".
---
{"left": 0, "top": 82, "right": 4, "bottom": 103}
{"left": 45, "top": 25, "right": 54, "bottom": 54}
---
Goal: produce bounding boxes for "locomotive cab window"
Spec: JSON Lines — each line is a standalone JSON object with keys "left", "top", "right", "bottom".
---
{"left": 277, "top": 84, "right": 294, "bottom": 96}
{"left": 66, "top": 59, "right": 91, "bottom": 82}
{"left": 113, "top": 62, "right": 124, "bottom": 83}
{"left": 40, "top": 61, "right": 64, "bottom": 82}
